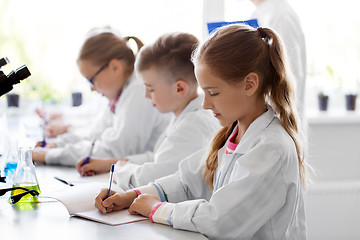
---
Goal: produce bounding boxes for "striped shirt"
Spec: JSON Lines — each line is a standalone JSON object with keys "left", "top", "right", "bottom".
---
{"left": 225, "top": 127, "right": 238, "bottom": 154}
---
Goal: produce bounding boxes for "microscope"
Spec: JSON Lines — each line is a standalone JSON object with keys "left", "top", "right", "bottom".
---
{"left": 0, "top": 57, "right": 31, "bottom": 182}
{"left": 0, "top": 57, "right": 31, "bottom": 97}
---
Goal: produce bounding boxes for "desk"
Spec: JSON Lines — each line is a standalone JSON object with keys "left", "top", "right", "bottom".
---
{"left": 0, "top": 165, "right": 207, "bottom": 240}
{"left": 0, "top": 108, "right": 205, "bottom": 239}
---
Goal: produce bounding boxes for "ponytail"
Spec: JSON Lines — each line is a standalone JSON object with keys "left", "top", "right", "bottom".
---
{"left": 259, "top": 27, "right": 306, "bottom": 186}
{"left": 124, "top": 36, "right": 144, "bottom": 53}
{"left": 194, "top": 24, "right": 307, "bottom": 189}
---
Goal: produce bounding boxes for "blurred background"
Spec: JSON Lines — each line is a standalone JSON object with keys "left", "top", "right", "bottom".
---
{"left": 1, "top": 0, "right": 359, "bottom": 111}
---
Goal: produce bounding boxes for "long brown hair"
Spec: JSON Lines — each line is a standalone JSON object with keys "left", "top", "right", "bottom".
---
{"left": 78, "top": 29, "right": 143, "bottom": 75}
{"left": 193, "top": 24, "right": 306, "bottom": 189}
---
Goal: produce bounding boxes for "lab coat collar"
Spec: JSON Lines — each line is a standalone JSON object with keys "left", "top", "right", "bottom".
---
{"left": 231, "top": 105, "right": 276, "bottom": 155}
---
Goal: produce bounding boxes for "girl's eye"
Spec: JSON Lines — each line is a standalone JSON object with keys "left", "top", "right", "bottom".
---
{"left": 209, "top": 92, "right": 219, "bottom": 96}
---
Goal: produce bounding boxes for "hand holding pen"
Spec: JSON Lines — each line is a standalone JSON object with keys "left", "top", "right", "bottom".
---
{"left": 81, "top": 138, "right": 96, "bottom": 166}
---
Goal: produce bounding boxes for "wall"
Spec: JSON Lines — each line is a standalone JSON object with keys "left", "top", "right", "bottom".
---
{"left": 305, "top": 112, "right": 360, "bottom": 240}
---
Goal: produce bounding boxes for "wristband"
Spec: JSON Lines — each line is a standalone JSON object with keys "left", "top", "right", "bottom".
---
{"left": 133, "top": 189, "right": 141, "bottom": 196}
{"left": 149, "top": 202, "right": 166, "bottom": 223}
{"left": 125, "top": 188, "right": 141, "bottom": 196}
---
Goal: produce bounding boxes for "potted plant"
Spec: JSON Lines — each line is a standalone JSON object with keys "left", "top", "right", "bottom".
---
{"left": 71, "top": 91, "right": 82, "bottom": 107}
{"left": 345, "top": 93, "right": 357, "bottom": 111}
{"left": 318, "top": 91, "right": 329, "bottom": 111}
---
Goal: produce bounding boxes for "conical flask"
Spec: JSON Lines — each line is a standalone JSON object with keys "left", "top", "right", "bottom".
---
{"left": 10, "top": 147, "right": 41, "bottom": 203}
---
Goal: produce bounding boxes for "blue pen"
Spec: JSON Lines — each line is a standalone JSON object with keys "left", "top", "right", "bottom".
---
{"left": 81, "top": 138, "right": 96, "bottom": 166}
{"left": 106, "top": 164, "right": 115, "bottom": 198}
{"left": 42, "top": 111, "right": 48, "bottom": 147}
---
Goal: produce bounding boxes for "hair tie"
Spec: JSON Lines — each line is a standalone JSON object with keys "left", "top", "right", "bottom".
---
{"left": 257, "top": 27, "right": 271, "bottom": 46}
{"left": 257, "top": 27, "right": 268, "bottom": 39}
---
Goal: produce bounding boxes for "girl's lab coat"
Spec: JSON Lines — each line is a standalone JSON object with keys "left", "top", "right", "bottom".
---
{"left": 114, "top": 95, "right": 220, "bottom": 189}
{"left": 45, "top": 75, "right": 170, "bottom": 166}
{"left": 153, "top": 107, "right": 306, "bottom": 239}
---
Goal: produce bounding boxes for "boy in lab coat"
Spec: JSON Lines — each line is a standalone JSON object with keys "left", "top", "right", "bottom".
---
{"left": 77, "top": 32, "right": 220, "bottom": 190}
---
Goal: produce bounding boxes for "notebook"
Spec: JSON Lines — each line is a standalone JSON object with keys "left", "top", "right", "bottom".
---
{"left": 47, "top": 182, "right": 148, "bottom": 226}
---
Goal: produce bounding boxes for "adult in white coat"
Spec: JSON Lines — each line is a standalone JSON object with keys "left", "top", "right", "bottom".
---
{"left": 77, "top": 33, "right": 220, "bottom": 189}
{"left": 95, "top": 25, "right": 307, "bottom": 239}
{"left": 32, "top": 30, "right": 169, "bottom": 166}
{"left": 251, "top": 0, "right": 306, "bottom": 117}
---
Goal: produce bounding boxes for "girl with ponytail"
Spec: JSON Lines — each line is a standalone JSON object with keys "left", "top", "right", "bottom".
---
{"left": 33, "top": 28, "right": 170, "bottom": 167}
{"left": 94, "top": 24, "right": 307, "bottom": 240}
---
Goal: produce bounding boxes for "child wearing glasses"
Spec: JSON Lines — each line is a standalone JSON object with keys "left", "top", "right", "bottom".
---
{"left": 32, "top": 28, "right": 170, "bottom": 166}
{"left": 94, "top": 24, "right": 307, "bottom": 239}
{"left": 76, "top": 32, "right": 220, "bottom": 189}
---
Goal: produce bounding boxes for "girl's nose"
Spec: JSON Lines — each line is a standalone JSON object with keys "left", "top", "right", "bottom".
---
{"left": 202, "top": 94, "right": 212, "bottom": 110}
{"left": 145, "top": 89, "right": 151, "bottom": 99}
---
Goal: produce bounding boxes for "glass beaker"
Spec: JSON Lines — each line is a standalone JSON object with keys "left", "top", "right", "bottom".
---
{"left": 4, "top": 139, "right": 19, "bottom": 182}
{"left": 10, "top": 147, "right": 41, "bottom": 204}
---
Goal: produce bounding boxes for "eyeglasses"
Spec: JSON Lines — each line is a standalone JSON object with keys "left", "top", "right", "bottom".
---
{"left": 0, "top": 187, "right": 40, "bottom": 204}
{"left": 87, "top": 62, "right": 109, "bottom": 87}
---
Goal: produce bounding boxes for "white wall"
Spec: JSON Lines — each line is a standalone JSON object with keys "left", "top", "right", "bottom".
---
{"left": 305, "top": 113, "right": 360, "bottom": 240}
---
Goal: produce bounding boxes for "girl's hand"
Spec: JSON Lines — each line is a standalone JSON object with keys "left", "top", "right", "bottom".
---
{"left": 35, "top": 141, "right": 57, "bottom": 148}
{"left": 128, "top": 194, "right": 162, "bottom": 218}
{"left": 35, "top": 108, "right": 62, "bottom": 121}
{"left": 76, "top": 158, "right": 118, "bottom": 176}
{"left": 94, "top": 188, "right": 137, "bottom": 214}
{"left": 46, "top": 123, "right": 70, "bottom": 138}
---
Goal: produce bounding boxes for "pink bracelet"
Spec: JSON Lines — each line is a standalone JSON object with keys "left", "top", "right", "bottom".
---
{"left": 125, "top": 188, "right": 141, "bottom": 196}
{"left": 133, "top": 189, "right": 141, "bottom": 196}
{"left": 149, "top": 202, "right": 166, "bottom": 223}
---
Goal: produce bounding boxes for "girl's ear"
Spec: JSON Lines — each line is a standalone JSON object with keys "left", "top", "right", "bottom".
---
{"left": 175, "top": 80, "right": 189, "bottom": 98}
{"left": 244, "top": 72, "right": 259, "bottom": 96}
{"left": 109, "top": 58, "right": 124, "bottom": 74}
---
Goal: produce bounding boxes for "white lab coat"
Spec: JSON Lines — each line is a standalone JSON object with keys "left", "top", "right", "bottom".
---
{"left": 251, "top": 0, "right": 306, "bottom": 116}
{"left": 114, "top": 95, "right": 220, "bottom": 189}
{"left": 45, "top": 75, "right": 170, "bottom": 166}
{"left": 142, "top": 107, "right": 306, "bottom": 239}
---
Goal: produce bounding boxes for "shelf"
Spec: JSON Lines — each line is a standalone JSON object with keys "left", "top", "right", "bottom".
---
{"left": 306, "top": 110, "right": 360, "bottom": 125}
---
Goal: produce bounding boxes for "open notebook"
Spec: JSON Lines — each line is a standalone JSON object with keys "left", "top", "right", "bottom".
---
{"left": 47, "top": 182, "right": 148, "bottom": 226}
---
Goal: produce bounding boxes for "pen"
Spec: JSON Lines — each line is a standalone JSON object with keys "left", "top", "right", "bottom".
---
{"left": 81, "top": 138, "right": 96, "bottom": 166}
{"left": 42, "top": 111, "right": 48, "bottom": 147}
{"left": 106, "top": 164, "right": 115, "bottom": 198}
{"left": 54, "top": 176, "right": 74, "bottom": 186}
{"left": 105, "top": 164, "right": 115, "bottom": 212}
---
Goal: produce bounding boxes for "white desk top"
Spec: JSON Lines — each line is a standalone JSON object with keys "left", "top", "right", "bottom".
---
{"left": 0, "top": 107, "right": 207, "bottom": 239}
{"left": 0, "top": 165, "right": 207, "bottom": 240}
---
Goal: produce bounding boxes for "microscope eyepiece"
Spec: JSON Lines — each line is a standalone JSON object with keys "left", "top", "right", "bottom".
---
{"left": 0, "top": 57, "right": 10, "bottom": 68}
{"left": 0, "top": 57, "right": 31, "bottom": 97}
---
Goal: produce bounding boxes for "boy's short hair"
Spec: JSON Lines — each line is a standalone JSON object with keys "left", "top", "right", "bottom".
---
{"left": 136, "top": 32, "right": 199, "bottom": 85}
